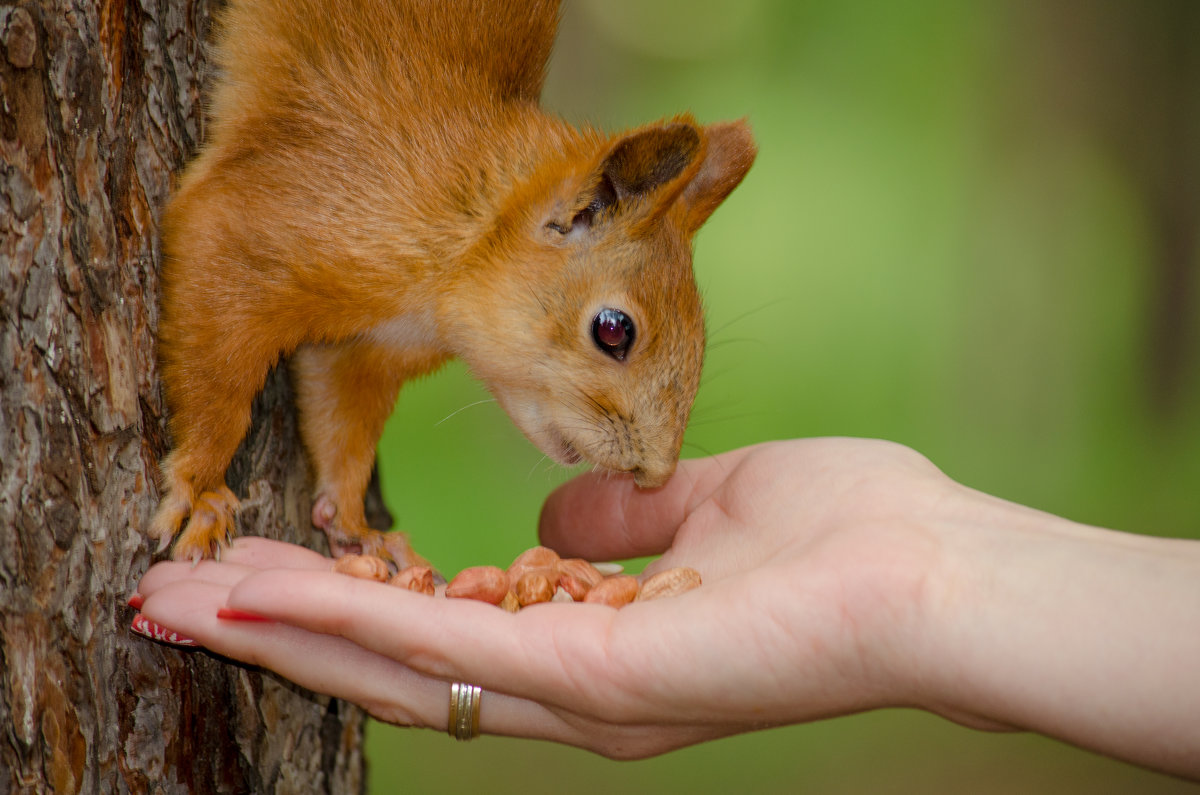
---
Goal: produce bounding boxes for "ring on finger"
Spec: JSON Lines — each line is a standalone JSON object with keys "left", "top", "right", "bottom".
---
{"left": 448, "top": 682, "right": 482, "bottom": 741}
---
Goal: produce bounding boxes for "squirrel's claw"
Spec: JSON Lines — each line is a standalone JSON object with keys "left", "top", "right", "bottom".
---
{"left": 169, "top": 487, "right": 241, "bottom": 563}
{"left": 149, "top": 487, "right": 193, "bottom": 555}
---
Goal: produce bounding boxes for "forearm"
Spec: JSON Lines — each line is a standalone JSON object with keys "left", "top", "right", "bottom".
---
{"left": 916, "top": 488, "right": 1200, "bottom": 778}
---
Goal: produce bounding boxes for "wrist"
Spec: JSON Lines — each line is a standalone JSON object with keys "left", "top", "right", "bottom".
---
{"left": 897, "top": 485, "right": 1051, "bottom": 729}
{"left": 904, "top": 485, "right": 1200, "bottom": 776}
{"left": 806, "top": 466, "right": 994, "bottom": 721}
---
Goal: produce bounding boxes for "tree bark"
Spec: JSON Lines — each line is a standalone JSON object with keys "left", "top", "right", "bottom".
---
{"left": 1, "top": 1, "right": 372, "bottom": 791}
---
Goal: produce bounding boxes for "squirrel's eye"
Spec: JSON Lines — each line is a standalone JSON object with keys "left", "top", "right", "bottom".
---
{"left": 592, "top": 308, "right": 635, "bottom": 361}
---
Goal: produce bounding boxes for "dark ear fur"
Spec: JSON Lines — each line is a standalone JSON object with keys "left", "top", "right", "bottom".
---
{"left": 602, "top": 122, "right": 702, "bottom": 201}
{"left": 545, "top": 121, "right": 703, "bottom": 237}
{"left": 544, "top": 119, "right": 751, "bottom": 238}
{"left": 681, "top": 120, "right": 757, "bottom": 233}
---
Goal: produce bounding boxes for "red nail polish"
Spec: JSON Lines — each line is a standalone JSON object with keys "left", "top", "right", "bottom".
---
{"left": 130, "top": 613, "right": 198, "bottom": 647}
{"left": 216, "top": 607, "right": 272, "bottom": 622}
{"left": 127, "top": 593, "right": 145, "bottom": 609}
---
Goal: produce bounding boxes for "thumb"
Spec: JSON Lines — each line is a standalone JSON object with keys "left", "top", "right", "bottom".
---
{"left": 537, "top": 450, "right": 749, "bottom": 561}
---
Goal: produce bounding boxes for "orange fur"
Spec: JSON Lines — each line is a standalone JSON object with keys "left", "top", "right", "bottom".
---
{"left": 151, "top": 0, "right": 756, "bottom": 562}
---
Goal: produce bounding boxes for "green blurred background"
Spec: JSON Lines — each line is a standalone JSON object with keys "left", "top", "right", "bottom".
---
{"left": 368, "top": 0, "right": 1199, "bottom": 791}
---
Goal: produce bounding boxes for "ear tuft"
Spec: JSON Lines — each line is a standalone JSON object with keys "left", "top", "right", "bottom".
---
{"left": 682, "top": 120, "right": 757, "bottom": 233}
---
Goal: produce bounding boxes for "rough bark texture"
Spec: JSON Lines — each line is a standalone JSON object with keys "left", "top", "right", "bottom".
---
{"left": 1, "top": 1, "right": 372, "bottom": 791}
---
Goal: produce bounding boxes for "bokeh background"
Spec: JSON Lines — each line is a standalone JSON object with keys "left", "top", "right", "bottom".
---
{"left": 368, "top": 1, "right": 1199, "bottom": 791}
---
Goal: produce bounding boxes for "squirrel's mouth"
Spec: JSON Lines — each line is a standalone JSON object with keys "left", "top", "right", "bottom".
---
{"left": 539, "top": 424, "right": 673, "bottom": 486}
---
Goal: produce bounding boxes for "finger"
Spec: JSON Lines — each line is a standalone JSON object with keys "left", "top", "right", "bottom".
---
{"left": 137, "top": 559, "right": 262, "bottom": 597}
{"left": 136, "top": 539, "right": 333, "bottom": 599}
{"left": 139, "top": 579, "right": 592, "bottom": 744}
{"left": 220, "top": 536, "right": 333, "bottom": 570}
{"left": 224, "top": 566, "right": 714, "bottom": 725}
{"left": 142, "top": 579, "right": 445, "bottom": 723}
{"left": 538, "top": 448, "right": 753, "bottom": 560}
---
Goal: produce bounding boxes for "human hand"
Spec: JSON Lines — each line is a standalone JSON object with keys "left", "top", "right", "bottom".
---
{"left": 135, "top": 438, "right": 954, "bottom": 758}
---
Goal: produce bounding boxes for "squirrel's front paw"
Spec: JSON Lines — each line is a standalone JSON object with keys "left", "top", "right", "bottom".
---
{"left": 154, "top": 486, "right": 240, "bottom": 564}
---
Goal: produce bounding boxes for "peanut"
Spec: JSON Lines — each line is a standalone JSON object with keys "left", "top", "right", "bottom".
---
{"left": 498, "top": 591, "right": 521, "bottom": 613}
{"left": 389, "top": 565, "right": 435, "bottom": 596}
{"left": 583, "top": 575, "right": 640, "bottom": 608}
{"left": 379, "top": 545, "right": 700, "bottom": 613}
{"left": 519, "top": 565, "right": 560, "bottom": 591}
{"left": 445, "top": 566, "right": 510, "bottom": 604}
{"left": 636, "top": 566, "right": 702, "bottom": 601}
{"left": 515, "top": 571, "right": 555, "bottom": 606}
{"left": 557, "top": 572, "right": 591, "bottom": 601}
{"left": 332, "top": 553, "right": 389, "bottom": 582}
{"left": 507, "top": 545, "right": 560, "bottom": 582}
{"left": 556, "top": 558, "right": 604, "bottom": 600}
{"left": 557, "top": 558, "right": 603, "bottom": 589}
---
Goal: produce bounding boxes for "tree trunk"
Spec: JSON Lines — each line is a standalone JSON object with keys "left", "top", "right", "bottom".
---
{"left": 1, "top": 1, "right": 373, "bottom": 791}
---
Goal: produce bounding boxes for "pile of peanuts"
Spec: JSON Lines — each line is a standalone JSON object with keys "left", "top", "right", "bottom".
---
{"left": 331, "top": 545, "right": 701, "bottom": 610}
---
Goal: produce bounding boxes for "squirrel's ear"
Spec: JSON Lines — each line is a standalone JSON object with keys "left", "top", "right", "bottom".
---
{"left": 601, "top": 121, "right": 702, "bottom": 202}
{"left": 681, "top": 120, "right": 756, "bottom": 234}
{"left": 544, "top": 121, "right": 703, "bottom": 237}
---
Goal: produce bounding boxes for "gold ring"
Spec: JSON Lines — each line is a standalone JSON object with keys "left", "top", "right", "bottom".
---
{"left": 448, "top": 682, "right": 482, "bottom": 741}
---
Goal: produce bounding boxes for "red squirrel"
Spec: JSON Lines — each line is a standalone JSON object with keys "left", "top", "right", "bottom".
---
{"left": 151, "top": 0, "right": 757, "bottom": 564}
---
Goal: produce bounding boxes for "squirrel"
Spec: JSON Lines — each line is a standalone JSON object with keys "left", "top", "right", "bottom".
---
{"left": 150, "top": 0, "right": 757, "bottom": 564}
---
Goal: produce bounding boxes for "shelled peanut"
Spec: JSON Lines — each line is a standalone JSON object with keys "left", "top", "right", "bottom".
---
{"left": 331, "top": 553, "right": 390, "bottom": 582}
{"left": 444, "top": 565, "right": 508, "bottom": 603}
{"left": 389, "top": 564, "right": 436, "bottom": 595}
{"left": 332, "top": 546, "right": 701, "bottom": 609}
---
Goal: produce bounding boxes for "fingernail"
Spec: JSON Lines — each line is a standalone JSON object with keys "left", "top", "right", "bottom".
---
{"left": 130, "top": 613, "right": 199, "bottom": 647}
{"left": 127, "top": 593, "right": 145, "bottom": 609}
{"left": 216, "top": 607, "right": 272, "bottom": 622}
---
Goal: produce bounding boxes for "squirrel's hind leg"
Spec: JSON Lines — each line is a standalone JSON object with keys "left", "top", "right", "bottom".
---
{"left": 292, "top": 340, "right": 446, "bottom": 571}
